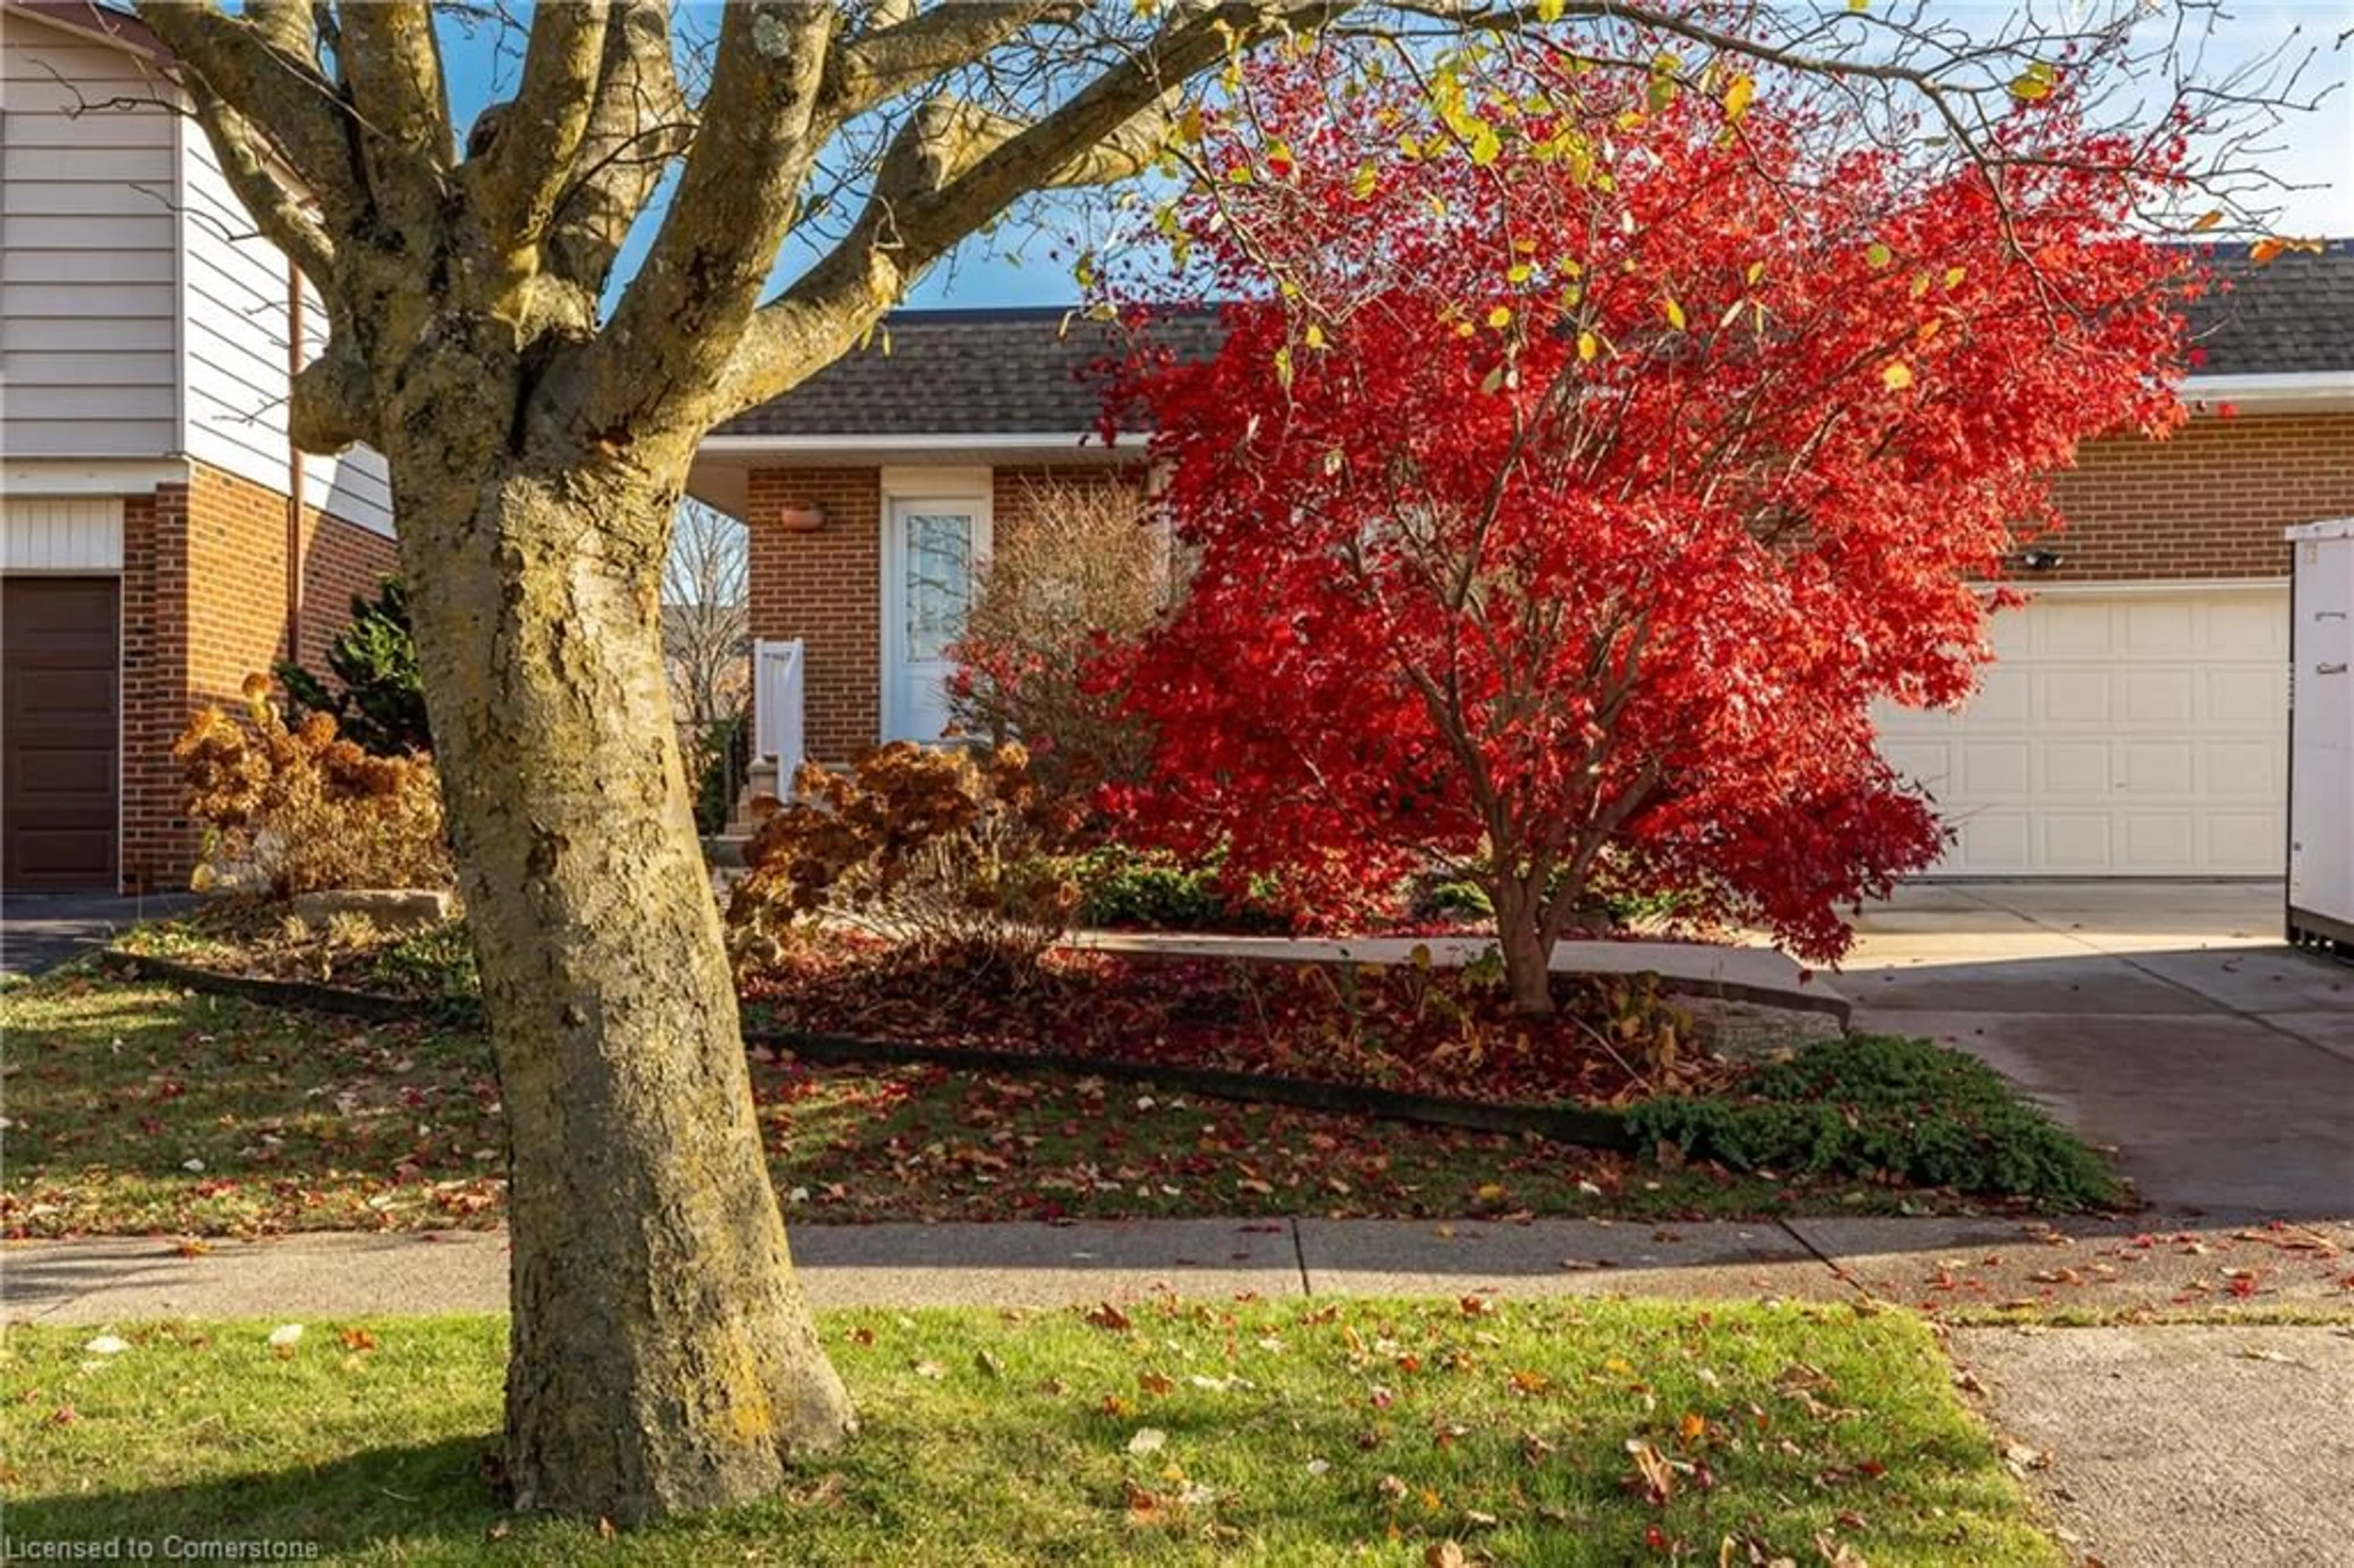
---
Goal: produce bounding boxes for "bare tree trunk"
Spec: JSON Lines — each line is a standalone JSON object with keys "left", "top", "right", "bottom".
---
{"left": 396, "top": 452, "right": 852, "bottom": 1521}
{"left": 1488, "top": 870, "right": 1558, "bottom": 1018}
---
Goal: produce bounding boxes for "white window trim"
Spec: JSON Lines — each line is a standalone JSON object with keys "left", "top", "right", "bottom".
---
{"left": 878, "top": 468, "right": 994, "bottom": 744}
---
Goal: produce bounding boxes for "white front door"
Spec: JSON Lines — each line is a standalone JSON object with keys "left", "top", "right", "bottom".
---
{"left": 883, "top": 495, "right": 991, "bottom": 742}
{"left": 1875, "top": 584, "right": 2290, "bottom": 875}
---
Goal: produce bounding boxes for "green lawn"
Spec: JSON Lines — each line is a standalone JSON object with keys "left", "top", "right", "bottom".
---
{"left": 1, "top": 970, "right": 1899, "bottom": 1238}
{"left": 0, "top": 1298, "right": 2059, "bottom": 1566}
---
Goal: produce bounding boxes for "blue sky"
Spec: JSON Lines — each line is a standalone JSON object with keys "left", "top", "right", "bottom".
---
{"left": 432, "top": 2, "right": 2354, "bottom": 313}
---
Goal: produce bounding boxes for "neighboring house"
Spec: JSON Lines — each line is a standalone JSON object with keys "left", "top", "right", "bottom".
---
{"left": 1, "top": 1, "right": 397, "bottom": 892}
{"left": 690, "top": 244, "right": 2354, "bottom": 878}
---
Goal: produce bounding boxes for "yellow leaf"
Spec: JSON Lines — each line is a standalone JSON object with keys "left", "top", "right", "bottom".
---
{"left": 1865, "top": 242, "right": 1893, "bottom": 269}
{"left": 1467, "top": 122, "right": 1502, "bottom": 167}
{"left": 1272, "top": 346, "right": 1293, "bottom": 389}
{"left": 1881, "top": 360, "right": 1914, "bottom": 391}
{"left": 1176, "top": 105, "right": 1204, "bottom": 145}
{"left": 1577, "top": 330, "right": 1600, "bottom": 362}
{"left": 1507, "top": 263, "right": 1534, "bottom": 284}
{"left": 1917, "top": 318, "right": 1943, "bottom": 342}
{"left": 1661, "top": 297, "right": 1686, "bottom": 331}
{"left": 1847, "top": 0, "right": 1868, "bottom": 10}
{"left": 1351, "top": 163, "right": 1379, "bottom": 200}
{"left": 2009, "top": 61, "right": 2056, "bottom": 102}
{"left": 1487, "top": 305, "right": 1513, "bottom": 329}
{"left": 1304, "top": 322, "right": 1327, "bottom": 351}
{"left": 2192, "top": 210, "right": 2225, "bottom": 232}
{"left": 1745, "top": 260, "right": 1766, "bottom": 286}
{"left": 1536, "top": 0, "right": 1565, "bottom": 19}
{"left": 1943, "top": 265, "right": 1967, "bottom": 290}
{"left": 1723, "top": 72, "right": 1755, "bottom": 123}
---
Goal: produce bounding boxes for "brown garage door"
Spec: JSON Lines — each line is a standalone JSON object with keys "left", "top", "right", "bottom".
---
{"left": 3, "top": 577, "right": 119, "bottom": 889}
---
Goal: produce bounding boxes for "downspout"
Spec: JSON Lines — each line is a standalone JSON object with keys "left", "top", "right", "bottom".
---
{"left": 284, "top": 262, "right": 306, "bottom": 664}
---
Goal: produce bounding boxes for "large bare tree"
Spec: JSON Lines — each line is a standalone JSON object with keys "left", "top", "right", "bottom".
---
{"left": 662, "top": 498, "right": 750, "bottom": 734}
{"left": 129, "top": 0, "right": 2325, "bottom": 1525}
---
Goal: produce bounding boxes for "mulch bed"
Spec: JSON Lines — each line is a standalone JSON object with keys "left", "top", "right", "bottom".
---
{"left": 739, "top": 938, "right": 1747, "bottom": 1111}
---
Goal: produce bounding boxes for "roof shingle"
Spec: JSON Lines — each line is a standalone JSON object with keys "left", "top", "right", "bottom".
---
{"left": 719, "top": 241, "right": 2353, "bottom": 437}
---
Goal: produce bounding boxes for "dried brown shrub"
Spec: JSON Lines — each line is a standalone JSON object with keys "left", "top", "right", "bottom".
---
{"left": 947, "top": 479, "right": 1170, "bottom": 811}
{"left": 175, "top": 683, "right": 451, "bottom": 897}
{"left": 726, "top": 740, "right": 1084, "bottom": 977}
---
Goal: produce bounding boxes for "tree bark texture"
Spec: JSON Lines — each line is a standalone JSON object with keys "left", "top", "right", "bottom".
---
{"left": 387, "top": 387, "right": 852, "bottom": 1518}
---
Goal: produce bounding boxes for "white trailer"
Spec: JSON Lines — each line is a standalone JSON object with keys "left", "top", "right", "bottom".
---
{"left": 2287, "top": 518, "right": 2353, "bottom": 957}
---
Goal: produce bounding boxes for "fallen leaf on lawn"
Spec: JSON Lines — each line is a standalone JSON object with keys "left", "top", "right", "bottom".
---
{"left": 1679, "top": 1411, "right": 1708, "bottom": 1442}
{"left": 83, "top": 1335, "right": 131, "bottom": 1356}
{"left": 1127, "top": 1427, "right": 1167, "bottom": 1455}
{"left": 267, "top": 1323, "right": 304, "bottom": 1355}
{"left": 1307, "top": 1458, "right": 1331, "bottom": 1475}
{"left": 912, "top": 1360, "right": 946, "bottom": 1380}
{"left": 973, "top": 1350, "right": 1005, "bottom": 1379}
{"left": 1086, "top": 1302, "right": 1134, "bottom": 1331}
{"left": 1140, "top": 1372, "right": 1174, "bottom": 1396}
{"left": 1627, "top": 1438, "right": 1676, "bottom": 1504}
{"left": 338, "top": 1327, "right": 378, "bottom": 1353}
{"left": 1425, "top": 1543, "right": 1468, "bottom": 1568}
{"left": 1814, "top": 1530, "right": 1868, "bottom": 1566}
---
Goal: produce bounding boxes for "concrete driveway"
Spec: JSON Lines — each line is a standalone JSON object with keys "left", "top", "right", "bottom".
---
{"left": 0, "top": 891, "right": 197, "bottom": 979}
{"left": 1840, "top": 881, "right": 2353, "bottom": 1220}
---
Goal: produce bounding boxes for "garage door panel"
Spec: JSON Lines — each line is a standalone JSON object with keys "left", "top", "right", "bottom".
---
{"left": 2120, "top": 740, "right": 2195, "bottom": 796}
{"left": 1958, "top": 742, "right": 2031, "bottom": 797}
{"left": 2123, "top": 599, "right": 2195, "bottom": 653}
{"left": 1970, "top": 668, "right": 2032, "bottom": 723}
{"left": 1875, "top": 586, "right": 2288, "bottom": 877}
{"left": 2, "top": 576, "right": 120, "bottom": 889}
{"left": 2121, "top": 813, "right": 2197, "bottom": 870}
{"left": 2041, "top": 669, "right": 2113, "bottom": 725}
{"left": 2037, "top": 599, "right": 2116, "bottom": 654}
{"left": 2038, "top": 742, "right": 2111, "bottom": 796}
{"left": 2123, "top": 671, "right": 2196, "bottom": 725}
{"left": 2039, "top": 812, "right": 2117, "bottom": 870}
{"left": 2204, "top": 741, "right": 2281, "bottom": 797}
{"left": 1956, "top": 811, "right": 2033, "bottom": 872}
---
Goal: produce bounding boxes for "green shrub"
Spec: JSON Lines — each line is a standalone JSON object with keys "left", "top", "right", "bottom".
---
{"left": 278, "top": 579, "right": 430, "bottom": 757}
{"left": 1073, "top": 845, "right": 1296, "bottom": 933}
{"left": 692, "top": 710, "right": 748, "bottom": 835}
{"left": 365, "top": 918, "right": 479, "bottom": 1002}
{"left": 1625, "top": 1035, "right": 2119, "bottom": 1209}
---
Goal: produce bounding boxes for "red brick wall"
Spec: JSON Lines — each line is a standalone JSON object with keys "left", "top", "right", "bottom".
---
{"left": 115, "top": 463, "right": 398, "bottom": 890}
{"left": 118, "top": 485, "right": 189, "bottom": 890}
{"left": 745, "top": 467, "right": 882, "bottom": 764}
{"left": 2039, "top": 411, "right": 2354, "bottom": 582}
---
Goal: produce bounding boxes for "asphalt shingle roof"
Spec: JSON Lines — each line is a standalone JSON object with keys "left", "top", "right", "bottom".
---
{"left": 2185, "top": 238, "right": 2354, "bottom": 375}
{"left": 720, "top": 242, "right": 2352, "bottom": 436}
{"left": 715, "top": 306, "right": 1222, "bottom": 437}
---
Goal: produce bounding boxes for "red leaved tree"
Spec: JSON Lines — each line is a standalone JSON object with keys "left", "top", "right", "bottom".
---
{"left": 1110, "top": 47, "right": 2197, "bottom": 1013}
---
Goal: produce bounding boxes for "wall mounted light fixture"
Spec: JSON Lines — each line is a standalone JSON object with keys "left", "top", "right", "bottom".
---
{"left": 2017, "top": 547, "right": 2063, "bottom": 572}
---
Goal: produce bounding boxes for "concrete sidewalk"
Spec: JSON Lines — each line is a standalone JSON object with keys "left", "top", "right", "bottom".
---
{"left": 9, "top": 1213, "right": 2349, "bottom": 1325}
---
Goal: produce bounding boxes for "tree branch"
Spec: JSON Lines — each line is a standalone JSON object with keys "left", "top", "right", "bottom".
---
{"left": 186, "top": 93, "right": 338, "bottom": 282}
{"left": 335, "top": 0, "right": 454, "bottom": 175}
{"left": 544, "top": 0, "right": 691, "bottom": 300}
{"left": 471, "top": 2, "right": 609, "bottom": 254}
{"left": 823, "top": 2, "right": 1067, "bottom": 118}
{"left": 135, "top": 1, "right": 356, "bottom": 217}
{"left": 585, "top": 1, "right": 842, "bottom": 443}
{"left": 718, "top": 1, "right": 1342, "bottom": 421}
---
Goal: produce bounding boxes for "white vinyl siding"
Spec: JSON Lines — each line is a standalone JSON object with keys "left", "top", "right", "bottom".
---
{"left": 297, "top": 275, "right": 395, "bottom": 536}
{"left": 1877, "top": 585, "right": 2290, "bottom": 875}
{"left": 0, "top": 10, "right": 180, "bottom": 460}
{"left": 177, "top": 114, "right": 295, "bottom": 499}
{"left": 1, "top": 497, "right": 124, "bottom": 571}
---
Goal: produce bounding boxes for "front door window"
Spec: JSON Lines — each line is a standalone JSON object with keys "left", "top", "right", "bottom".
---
{"left": 887, "top": 498, "right": 989, "bottom": 742}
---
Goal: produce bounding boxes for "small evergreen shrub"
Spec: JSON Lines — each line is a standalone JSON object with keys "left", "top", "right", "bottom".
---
{"left": 1625, "top": 1035, "right": 2119, "bottom": 1208}
{"left": 278, "top": 579, "right": 431, "bottom": 756}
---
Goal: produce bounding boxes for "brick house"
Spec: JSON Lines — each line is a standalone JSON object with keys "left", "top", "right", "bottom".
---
{"left": 1, "top": 2, "right": 398, "bottom": 892}
{"left": 691, "top": 243, "right": 2353, "bottom": 878}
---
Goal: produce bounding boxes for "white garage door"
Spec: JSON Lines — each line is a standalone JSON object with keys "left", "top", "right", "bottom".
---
{"left": 1875, "top": 585, "right": 2288, "bottom": 875}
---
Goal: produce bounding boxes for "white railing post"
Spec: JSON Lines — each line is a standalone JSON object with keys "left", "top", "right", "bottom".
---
{"left": 752, "top": 639, "right": 806, "bottom": 793}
